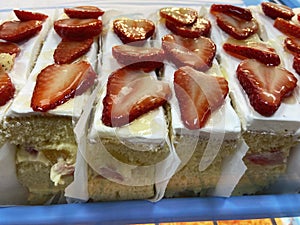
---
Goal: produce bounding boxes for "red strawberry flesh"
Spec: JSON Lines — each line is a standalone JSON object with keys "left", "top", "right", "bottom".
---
{"left": 102, "top": 67, "right": 171, "bottom": 127}
{"left": 160, "top": 7, "right": 198, "bottom": 26}
{"left": 214, "top": 12, "right": 258, "bottom": 40}
{"left": 113, "top": 18, "right": 155, "bottom": 44}
{"left": 13, "top": 9, "right": 48, "bottom": 21}
{"left": 31, "top": 61, "right": 97, "bottom": 112}
{"left": 293, "top": 55, "right": 300, "bottom": 75}
{"left": 174, "top": 66, "right": 229, "bottom": 129}
{"left": 0, "top": 20, "right": 42, "bottom": 43}
{"left": 284, "top": 37, "right": 300, "bottom": 54}
{"left": 165, "top": 17, "right": 211, "bottom": 38}
{"left": 274, "top": 17, "right": 300, "bottom": 38}
{"left": 223, "top": 41, "right": 280, "bottom": 66}
{"left": 236, "top": 59, "right": 297, "bottom": 116}
{"left": 54, "top": 38, "right": 93, "bottom": 64}
{"left": 0, "top": 71, "right": 15, "bottom": 106}
{"left": 64, "top": 6, "right": 105, "bottom": 19}
{"left": 261, "top": 2, "right": 294, "bottom": 20}
{"left": 162, "top": 34, "right": 216, "bottom": 71}
{"left": 210, "top": 4, "right": 253, "bottom": 21}
{"left": 112, "top": 44, "right": 164, "bottom": 71}
{"left": 245, "top": 149, "right": 286, "bottom": 166}
{"left": 0, "top": 41, "right": 20, "bottom": 56}
{"left": 54, "top": 18, "right": 102, "bottom": 40}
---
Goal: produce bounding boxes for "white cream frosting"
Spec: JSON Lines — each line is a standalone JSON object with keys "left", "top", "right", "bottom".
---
{"left": 6, "top": 9, "right": 99, "bottom": 119}
{"left": 208, "top": 8, "right": 300, "bottom": 135}
{"left": 89, "top": 10, "right": 169, "bottom": 146}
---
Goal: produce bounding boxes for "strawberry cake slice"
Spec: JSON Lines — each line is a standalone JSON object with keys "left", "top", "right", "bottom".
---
{"left": 155, "top": 7, "right": 243, "bottom": 198}
{"left": 209, "top": 4, "right": 300, "bottom": 194}
{"left": 3, "top": 7, "right": 102, "bottom": 204}
{"left": 85, "top": 10, "right": 174, "bottom": 202}
{"left": 0, "top": 9, "right": 56, "bottom": 204}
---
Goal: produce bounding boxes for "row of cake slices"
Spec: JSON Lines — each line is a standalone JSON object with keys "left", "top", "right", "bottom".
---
{"left": 0, "top": 2, "right": 300, "bottom": 204}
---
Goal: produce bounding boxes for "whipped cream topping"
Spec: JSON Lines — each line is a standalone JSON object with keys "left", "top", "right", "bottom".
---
{"left": 7, "top": 9, "right": 99, "bottom": 119}
{"left": 208, "top": 8, "right": 300, "bottom": 135}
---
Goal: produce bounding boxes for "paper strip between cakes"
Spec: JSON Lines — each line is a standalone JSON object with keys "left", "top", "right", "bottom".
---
{"left": 0, "top": 2, "right": 299, "bottom": 205}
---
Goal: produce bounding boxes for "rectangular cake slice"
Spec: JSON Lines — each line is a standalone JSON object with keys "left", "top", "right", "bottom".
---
{"left": 155, "top": 6, "right": 243, "bottom": 197}
{"left": 208, "top": 3, "right": 300, "bottom": 194}
{"left": 0, "top": 9, "right": 57, "bottom": 204}
{"left": 4, "top": 8, "right": 100, "bottom": 204}
{"left": 86, "top": 9, "right": 173, "bottom": 202}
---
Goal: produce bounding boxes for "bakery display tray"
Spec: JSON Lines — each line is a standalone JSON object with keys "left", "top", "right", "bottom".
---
{"left": 0, "top": 0, "right": 299, "bottom": 224}
{"left": 1, "top": 194, "right": 300, "bottom": 224}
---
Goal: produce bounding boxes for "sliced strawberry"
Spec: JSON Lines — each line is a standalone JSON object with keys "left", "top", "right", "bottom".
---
{"left": 162, "top": 34, "right": 216, "bottom": 71}
{"left": 160, "top": 7, "right": 198, "bottom": 26}
{"left": 245, "top": 149, "right": 286, "bottom": 166}
{"left": 64, "top": 6, "right": 105, "bottom": 19}
{"left": 0, "top": 71, "right": 15, "bottom": 106}
{"left": 210, "top": 4, "right": 253, "bottom": 21}
{"left": 165, "top": 17, "right": 211, "bottom": 38}
{"left": 54, "top": 18, "right": 102, "bottom": 40}
{"left": 293, "top": 54, "right": 300, "bottom": 75}
{"left": 213, "top": 12, "right": 258, "bottom": 40}
{"left": 0, "top": 20, "right": 42, "bottom": 43}
{"left": 174, "top": 66, "right": 228, "bottom": 129}
{"left": 13, "top": 9, "right": 48, "bottom": 21}
{"left": 274, "top": 17, "right": 300, "bottom": 38}
{"left": 223, "top": 41, "right": 280, "bottom": 66}
{"left": 101, "top": 67, "right": 171, "bottom": 127}
{"left": 112, "top": 44, "right": 164, "bottom": 71}
{"left": 236, "top": 59, "right": 297, "bottom": 116}
{"left": 284, "top": 37, "right": 300, "bottom": 55}
{"left": 0, "top": 41, "right": 20, "bottom": 56}
{"left": 31, "top": 61, "right": 97, "bottom": 112}
{"left": 113, "top": 18, "right": 155, "bottom": 44}
{"left": 54, "top": 38, "right": 93, "bottom": 64}
{"left": 261, "top": 2, "right": 294, "bottom": 20}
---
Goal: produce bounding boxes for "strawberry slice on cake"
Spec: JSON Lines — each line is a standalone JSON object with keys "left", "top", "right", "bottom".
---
{"left": 13, "top": 9, "right": 48, "bottom": 21}
{"left": 160, "top": 7, "right": 198, "bottom": 26}
{"left": 174, "top": 66, "right": 228, "bottom": 129}
{"left": 31, "top": 61, "right": 97, "bottom": 112}
{"left": 162, "top": 34, "right": 216, "bottom": 71}
{"left": 210, "top": 4, "right": 258, "bottom": 40}
{"left": 54, "top": 38, "right": 94, "bottom": 64}
{"left": 223, "top": 39, "right": 281, "bottom": 66}
{"left": 112, "top": 44, "right": 164, "bottom": 71}
{"left": 236, "top": 59, "right": 297, "bottom": 116}
{"left": 64, "top": 6, "right": 104, "bottom": 19}
{"left": 0, "top": 71, "right": 15, "bottom": 106}
{"left": 102, "top": 67, "right": 171, "bottom": 127}
{"left": 54, "top": 18, "right": 102, "bottom": 40}
{"left": 261, "top": 2, "right": 294, "bottom": 20}
{"left": 113, "top": 18, "right": 155, "bottom": 44}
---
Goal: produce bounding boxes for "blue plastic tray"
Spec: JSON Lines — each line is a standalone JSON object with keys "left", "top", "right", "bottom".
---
{"left": 1, "top": 194, "right": 300, "bottom": 224}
